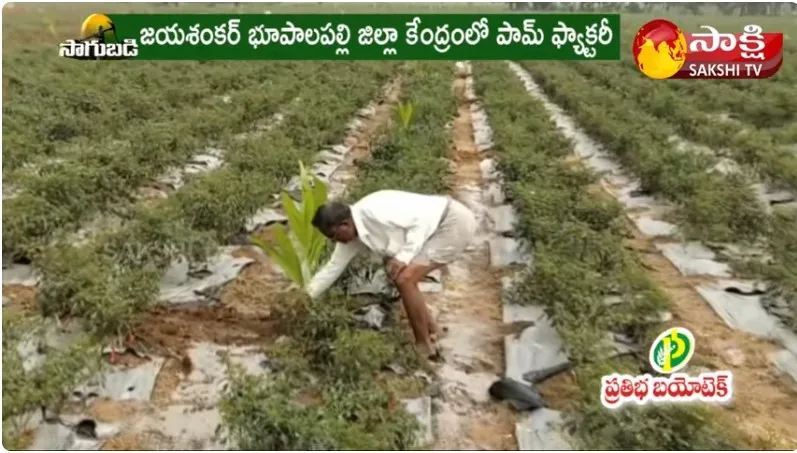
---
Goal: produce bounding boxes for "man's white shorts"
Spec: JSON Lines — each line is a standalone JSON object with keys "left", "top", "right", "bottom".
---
{"left": 412, "top": 197, "right": 477, "bottom": 266}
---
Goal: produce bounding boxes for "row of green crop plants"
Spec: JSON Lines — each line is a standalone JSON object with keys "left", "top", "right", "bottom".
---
{"left": 474, "top": 61, "right": 748, "bottom": 450}
{"left": 520, "top": 61, "right": 767, "bottom": 244}
{"left": 537, "top": 60, "right": 797, "bottom": 334}
{"left": 219, "top": 61, "right": 456, "bottom": 450}
{"left": 2, "top": 57, "right": 289, "bottom": 173}
{"left": 2, "top": 61, "right": 320, "bottom": 261}
{"left": 2, "top": 61, "right": 400, "bottom": 447}
{"left": 570, "top": 60, "right": 797, "bottom": 191}
{"left": 35, "top": 61, "right": 398, "bottom": 336}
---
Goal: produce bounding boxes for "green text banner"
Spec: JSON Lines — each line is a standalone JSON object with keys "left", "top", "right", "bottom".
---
{"left": 101, "top": 14, "right": 621, "bottom": 60}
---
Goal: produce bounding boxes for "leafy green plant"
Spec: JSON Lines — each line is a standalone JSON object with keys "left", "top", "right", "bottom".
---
{"left": 395, "top": 100, "right": 414, "bottom": 131}
{"left": 2, "top": 314, "right": 103, "bottom": 445}
{"left": 220, "top": 364, "right": 419, "bottom": 450}
{"left": 251, "top": 161, "right": 328, "bottom": 288}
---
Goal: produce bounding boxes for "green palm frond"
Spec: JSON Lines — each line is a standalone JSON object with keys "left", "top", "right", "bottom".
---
{"left": 252, "top": 161, "right": 329, "bottom": 289}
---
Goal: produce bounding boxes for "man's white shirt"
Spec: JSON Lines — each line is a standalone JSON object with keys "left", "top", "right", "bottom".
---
{"left": 305, "top": 190, "right": 448, "bottom": 299}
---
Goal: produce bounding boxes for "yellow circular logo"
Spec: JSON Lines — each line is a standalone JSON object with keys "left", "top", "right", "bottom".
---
{"left": 632, "top": 19, "right": 688, "bottom": 80}
{"left": 80, "top": 14, "right": 116, "bottom": 43}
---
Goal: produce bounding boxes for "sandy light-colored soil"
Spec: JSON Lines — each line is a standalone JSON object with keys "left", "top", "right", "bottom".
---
{"left": 566, "top": 128, "right": 797, "bottom": 449}
{"left": 620, "top": 226, "right": 797, "bottom": 449}
{"left": 2, "top": 284, "right": 38, "bottom": 314}
{"left": 425, "top": 67, "right": 516, "bottom": 451}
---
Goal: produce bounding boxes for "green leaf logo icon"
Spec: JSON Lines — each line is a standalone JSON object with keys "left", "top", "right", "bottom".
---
{"left": 648, "top": 327, "right": 695, "bottom": 374}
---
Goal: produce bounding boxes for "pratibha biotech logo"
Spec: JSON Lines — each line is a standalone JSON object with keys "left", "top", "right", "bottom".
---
{"left": 600, "top": 327, "right": 733, "bottom": 409}
{"left": 59, "top": 14, "right": 138, "bottom": 60}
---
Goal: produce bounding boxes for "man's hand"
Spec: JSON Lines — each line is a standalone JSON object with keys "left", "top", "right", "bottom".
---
{"left": 385, "top": 257, "right": 407, "bottom": 282}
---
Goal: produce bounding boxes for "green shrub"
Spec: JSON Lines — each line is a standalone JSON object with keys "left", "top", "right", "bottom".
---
{"left": 2, "top": 315, "right": 103, "bottom": 440}
{"left": 330, "top": 329, "right": 396, "bottom": 384}
{"left": 36, "top": 245, "right": 160, "bottom": 336}
{"left": 220, "top": 365, "right": 418, "bottom": 450}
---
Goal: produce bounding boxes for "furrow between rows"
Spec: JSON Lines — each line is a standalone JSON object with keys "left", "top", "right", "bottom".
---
{"left": 504, "top": 61, "right": 797, "bottom": 449}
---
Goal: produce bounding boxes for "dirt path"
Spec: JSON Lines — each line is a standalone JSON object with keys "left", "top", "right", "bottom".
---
{"left": 618, "top": 213, "right": 797, "bottom": 448}
{"left": 425, "top": 65, "right": 516, "bottom": 450}
{"left": 507, "top": 62, "right": 797, "bottom": 450}
{"left": 326, "top": 78, "right": 402, "bottom": 199}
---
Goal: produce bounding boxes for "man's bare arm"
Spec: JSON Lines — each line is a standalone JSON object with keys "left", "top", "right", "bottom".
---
{"left": 305, "top": 241, "right": 364, "bottom": 299}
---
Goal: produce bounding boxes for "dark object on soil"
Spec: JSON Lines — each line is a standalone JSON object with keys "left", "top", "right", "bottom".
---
{"left": 228, "top": 231, "right": 253, "bottom": 246}
{"left": 75, "top": 419, "right": 97, "bottom": 439}
{"left": 180, "top": 354, "right": 194, "bottom": 376}
{"left": 489, "top": 377, "right": 546, "bottom": 411}
{"left": 725, "top": 285, "right": 767, "bottom": 296}
{"left": 522, "top": 362, "right": 573, "bottom": 385}
{"left": 428, "top": 349, "right": 445, "bottom": 363}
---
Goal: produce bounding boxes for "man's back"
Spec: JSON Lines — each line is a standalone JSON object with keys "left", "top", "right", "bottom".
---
{"left": 351, "top": 190, "right": 449, "bottom": 258}
{"left": 353, "top": 190, "right": 448, "bottom": 213}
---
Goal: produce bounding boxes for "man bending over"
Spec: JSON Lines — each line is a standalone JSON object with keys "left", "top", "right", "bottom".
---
{"left": 306, "top": 189, "right": 477, "bottom": 359}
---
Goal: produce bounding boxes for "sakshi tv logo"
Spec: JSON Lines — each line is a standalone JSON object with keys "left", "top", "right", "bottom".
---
{"left": 600, "top": 327, "right": 733, "bottom": 409}
{"left": 58, "top": 14, "right": 138, "bottom": 60}
{"left": 632, "top": 19, "right": 784, "bottom": 79}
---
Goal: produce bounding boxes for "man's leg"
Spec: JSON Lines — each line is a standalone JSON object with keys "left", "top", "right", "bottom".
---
{"left": 394, "top": 197, "right": 477, "bottom": 356}
{"left": 392, "top": 262, "right": 444, "bottom": 357}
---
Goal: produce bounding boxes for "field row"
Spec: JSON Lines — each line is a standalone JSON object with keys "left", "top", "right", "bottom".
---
{"left": 221, "top": 61, "right": 458, "bottom": 450}
{"left": 3, "top": 62, "right": 311, "bottom": 260}
{"left": 523, "top": 60, "right": 768, "bottom": 243}
{"left": 2, "top": 57, "right": 298, "bottom": 173}
{"left": 570, "top": 60, "right": 797, "bottom": 191}
{"left": 2, "top": 61, "right": 459, "bottom": 450}
{"left": 523, "top": 60, "right": 797, "bottom": 334}
{"left": 474, "top": 61, "right": 745, "bottom": 450}
{"left": 6, "top": 62, "right": 396, "bottom": 336}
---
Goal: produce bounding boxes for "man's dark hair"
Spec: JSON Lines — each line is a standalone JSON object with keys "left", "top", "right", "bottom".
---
{"left": 312, "top": 202, "right": 352, "bottom": 236}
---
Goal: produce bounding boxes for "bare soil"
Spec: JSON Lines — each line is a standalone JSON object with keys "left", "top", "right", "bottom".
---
{"left": 575, "top": 157, "right": 797, "bottom": 448}
{"left": 427, "top": 70, "right": 516, "bottom": 450}
{"left": 131, "top": 304, "right": 281, "bottom": 356}
{"left": 623, "top": 228, "right": 797, "bottom": 449}
{"left": 537, "top": 371, "right": 583, "bottom": 413}
{"left": 2, "top": 284, "right": 38, "bottom": 315}
{"left": 102, "top": 431, "right": 148, "bottom": 451}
